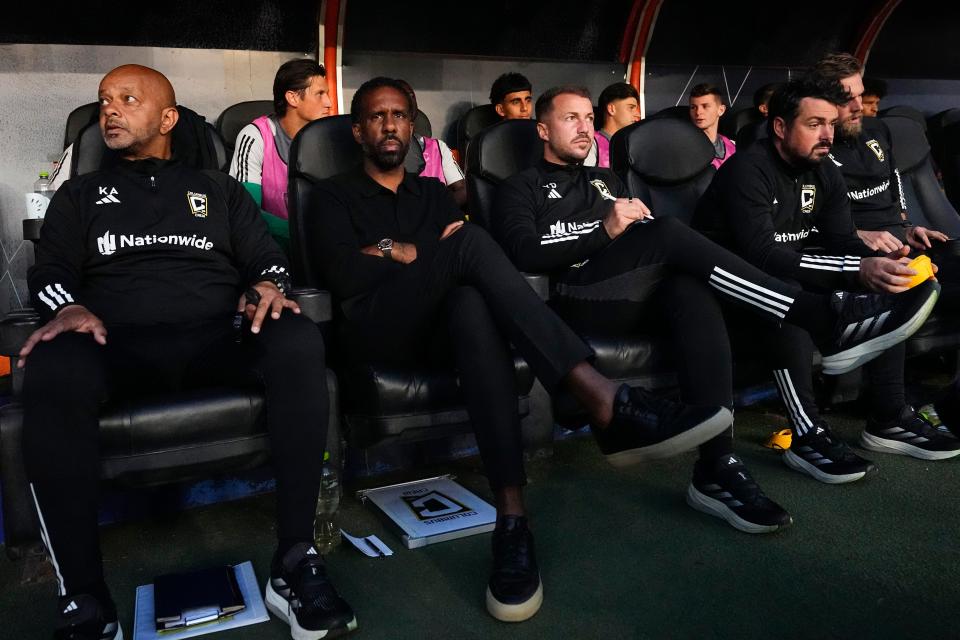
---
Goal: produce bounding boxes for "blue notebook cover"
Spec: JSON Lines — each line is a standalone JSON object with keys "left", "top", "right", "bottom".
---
{"left": 133, "top": 561, "right": 269, "bottom": 640}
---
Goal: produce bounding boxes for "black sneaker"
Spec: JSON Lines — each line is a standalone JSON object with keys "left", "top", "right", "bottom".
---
{"left": 820, "top": 281, "right": 940, "bottom": 375}
{"left": 53, "top": 593, "right": 122, "bottom": 640}
{"left": 265, "top": 543, "right": 358, "bottom": 639}
{"left": 860, "top": 405, "right": 960, "bottom": 460}
{"left": 486, "top": 515, "right": 542, "bottom": 623}
{"left": 686, "top": 454, "right": 792, "bottom": 534}
{"left": 591, "top": 384, "right": 732, "bottom": 467}
{"left": 783, "top": 422, "right": 877, "bottom": 484}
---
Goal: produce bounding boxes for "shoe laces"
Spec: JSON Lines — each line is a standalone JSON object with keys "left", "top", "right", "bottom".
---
{"left": 714, "top": 458, "right": 766, "bottom": 505}
{"left": 810, "top": 423, "right": 861, "bottom": 462}
{"left": 493, "top": 523, "right": 535, "bottom": 576}
{"left": 833, "top": 291, "right": 889, "bottom": 324}
{"left": 622, "top": 386, "right": 683, "bottom": 425}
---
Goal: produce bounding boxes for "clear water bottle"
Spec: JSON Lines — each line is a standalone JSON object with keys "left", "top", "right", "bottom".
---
{"left": 29, "top": 171, "right": 55, "bottom": 218}
{"left": 314, "top": 451, "right": 342, "bottom": 553}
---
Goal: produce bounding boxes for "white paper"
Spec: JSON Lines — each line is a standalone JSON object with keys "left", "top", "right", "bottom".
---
{"left": 342, "top": 530, "right": 393, "bottom": 557}
{"left": 25, "top": 192, "right": 50, "bottom": 219}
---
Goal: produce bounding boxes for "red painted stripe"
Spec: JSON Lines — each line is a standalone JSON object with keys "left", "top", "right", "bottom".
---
{"left": 618, "top": 0, "right": 647, "bottom": 64}
{"left": 853, "top": 0, "right": 901, "bottom": 66}
{"left": 323, "top": 0, "right": 341, "bottom": 115}
{"left": 628, "top": 0, "right": 664, "bottom": 91}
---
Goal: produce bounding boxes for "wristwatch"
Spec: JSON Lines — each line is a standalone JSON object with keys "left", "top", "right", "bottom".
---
{"left": 377, "top": 238, "right": 394, "bottom": 260}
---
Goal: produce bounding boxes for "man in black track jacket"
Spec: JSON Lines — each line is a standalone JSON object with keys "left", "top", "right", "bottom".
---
{"left": 493, "top": 85, "right": 939, "bottom": 535}
{"left": 21, "top": 65, "right": 356, "bottom": 640}
{"left": 694, "top": 73, "right": 959, "bottom": 488}
{"left": 812, "top": 52, "right": 960, "bottom": 461}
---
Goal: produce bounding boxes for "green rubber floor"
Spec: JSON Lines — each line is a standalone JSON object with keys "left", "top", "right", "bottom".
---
{"left": 4, "top": 405, "right": 959, "bottom": 639}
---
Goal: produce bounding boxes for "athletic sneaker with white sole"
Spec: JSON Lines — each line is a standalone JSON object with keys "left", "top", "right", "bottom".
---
{"left": 265, "top": 543, "right": 357, "bottom": 640}
{"left": 53, "top": 593, "right": 122, "bottom": 640}
{"left": 687, "top": 454, "right": 792, "bottom": 534}
{"left": 860, "top": 405, "right": 960, "bottom": 460}
{"left": 486, "top": 515, "right": 542, "bottom": 623}
{"left": 783, "top": 422, "right": 877, "bottom": 484}
{"left": 819, "top": 281, "right": 939, "bottom": 375}
{"left": 591, "top": 384, "right": 733, "bottom": 467}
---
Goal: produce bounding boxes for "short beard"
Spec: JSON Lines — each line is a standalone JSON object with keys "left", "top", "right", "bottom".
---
{"left": 839, "top": 118, "right": 862, "bottom": 139}
{"left": 367, "top": 147, "right": 406, "bottom": 170}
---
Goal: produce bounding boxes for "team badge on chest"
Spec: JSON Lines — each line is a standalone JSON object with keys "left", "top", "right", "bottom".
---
{"left": 187, "top": 191, "right": 208, "bottom": 217}
{"left": 800, "top": 184, "right": 816, "bottom": 213}
{"left": 589, "top": 179, "right": 616, "bottom": 201}
{"left": 866, "top": 139, "right": 885, "bottom": 162}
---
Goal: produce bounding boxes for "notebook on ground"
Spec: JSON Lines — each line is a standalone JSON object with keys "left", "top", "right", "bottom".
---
{"left": 357, "top": 475, "right": 496, "bottom": 549}
{"left": 133, "top": 561, "right": 269, "bottom": 640}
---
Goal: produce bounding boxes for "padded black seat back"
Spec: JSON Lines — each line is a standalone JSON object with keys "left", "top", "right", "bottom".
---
{"left": 609, "top": 118, "right": 715, "bottom": 223}
{"left": 215, "top": 100, "right": 273, "bottom": 160}
{"left": 465, "top": 119, "right": 541, "bottom": 229}
{"left": 71, "top": 105, "right": 224, "bottom": 177}
{"left": 64, "top": 102, "right": 99, "bottom": 150}
{"left": 927, "top": 108, "right": 960, "bottom": 171}
{"left": 288, "top": 115, "right": 361, "bottom": 287}
{"left": 878, "top": 105, "right": 927, "bottom": 131}
{"left": 736, "top": 120, "right": 769, "bottom": 150}
{"left": 456, "top": 104, "right": 500, "bottom": 155}
{"left": 882, "top": 114, "right": 960, "bottom": 237}
{"left": 414, "top": 110, "right": 432, "bottom": 138}
{"left": 648, "top": 105, "right": 689, "bottom": 121}
{"left": 719, "top": 106, "right": 761, "bottom": 140}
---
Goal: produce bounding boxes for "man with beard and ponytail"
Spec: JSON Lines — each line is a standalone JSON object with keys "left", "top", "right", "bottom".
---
{"left": 22, "top": 64, "right": 357, "bottom": 640}
{"left": 694, "top": 74, "right": 958, "bottom": 487}
{"left": 812, "top": 52, "right": 960, "bottom": 459}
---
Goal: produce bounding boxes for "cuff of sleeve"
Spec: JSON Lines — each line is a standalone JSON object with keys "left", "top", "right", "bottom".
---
{"left": 257, "top": 266, "right": 292, "bottom": 294}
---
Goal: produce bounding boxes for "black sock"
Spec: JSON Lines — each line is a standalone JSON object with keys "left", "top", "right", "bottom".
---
{"left": 784, "top": 291, "right": 833, "bottom": 339}
{"left": 697, "top": 428, "right": 735, "bottom": 461}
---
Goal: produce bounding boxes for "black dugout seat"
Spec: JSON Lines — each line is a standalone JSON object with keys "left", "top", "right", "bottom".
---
{"left": 215, "top": 100, "right": 273, "bottom": 164}
{"left": 719, "top": 106, "right": 761, "bottom": 140}
{"left": 879, "top": 105, "right": 927, "bottom": 131}
{"left": 414, "top": 110, "right": 432, "bottom": 138}
{"left": 466, "top": 119, "right": 679, "bottom": 426}
{"left": 932, "top": 112, "right": 960, "bottom": 212}
{"left": 648, "top": 105, "right": 689, "bottom": 121}
{"left": 287, "top": 115, "right": 550, "bottom": 452}
{"left": 456, "top": 104, "right": 500, "bottom": 156}
{"left": 0, "top": 107, "right": 337, "bottom": 559}
{"left": 609, "top": 118, "right": 716, "bottom": 224}
{"left": 63, "top": 102, "right": 99, "bottom": 150}
{"left": 735, "top": 120, "right": 768, "bottom": 150}
{"left": 878, "top": 114, "right": 960, "bottom": 356}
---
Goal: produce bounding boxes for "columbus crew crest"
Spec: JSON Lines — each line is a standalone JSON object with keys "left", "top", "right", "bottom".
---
{"left": 589, "top": 179, "right": 616, "bottom": 202}
{"left": 865, "top": 139, "right": 885, "bottom": 162}
{"left": 187, "top": 191, "right": 208, "bottom": 218}
{"left": 800, "top": 184, "right": 817, "bottom": 213}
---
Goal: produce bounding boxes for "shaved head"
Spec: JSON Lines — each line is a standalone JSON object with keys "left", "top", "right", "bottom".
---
{"left": 98, "top": 64, "right": 179, "bottom": 159}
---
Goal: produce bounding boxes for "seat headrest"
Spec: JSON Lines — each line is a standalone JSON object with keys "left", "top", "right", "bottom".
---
{"left": 878, "top": 105, "right": 927, "bottom": 131}
{"left": 457, "top": 104, "right": 500, "bottom": 151}
{"left": 414, "top": 110, "right": 432, "bottom": 138}
{"left": 719, "top": 106, "right": 761, "bottom": 139}
{"left": 290, "top": 115, "right": 362, "bottom": 182}
{"left": 611, "top": 118, "right": 715, "bottom": 184}
{"left": 880, "top": 115, "right": 930, "bottom": 173}
{"left": 466, "top": 119, "right": 541, "bottom": 182}
{"left": 930, "top": 108, "right": 960, "bottom": 131}
{"left": 648, "top": 105, "right": 689, "bottom": 121}
{"left": 215, "top": 100, "right": 273, "bottom": 152}
{"left": 64, "top": 102, "right": 99, "bottom": 150}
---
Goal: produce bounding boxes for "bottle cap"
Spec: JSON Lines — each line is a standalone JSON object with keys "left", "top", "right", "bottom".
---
{"left": 39, "top": 171, "right": 49, "bottom": 178}
{"left": 323, "top": 451, "right": 330, "bottom": 462}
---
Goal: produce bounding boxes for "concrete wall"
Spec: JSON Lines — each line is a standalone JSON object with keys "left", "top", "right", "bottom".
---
{"left": 0, "top": 44, "right": 307, "bottom": 314}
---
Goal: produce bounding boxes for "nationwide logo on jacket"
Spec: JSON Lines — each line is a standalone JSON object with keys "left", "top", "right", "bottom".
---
{"left": 540, "top": 220, "right": 602, "bottom": 245}
{"left": 96, "top": 230, "right": 215, "bottom": 256}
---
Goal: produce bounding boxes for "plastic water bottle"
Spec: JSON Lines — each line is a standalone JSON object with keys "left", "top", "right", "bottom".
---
{"left": 314, "top": 452, "right": 342, "bottom": 553}
{"left": 28, "top": 171, "right": 54, "bottom": 218}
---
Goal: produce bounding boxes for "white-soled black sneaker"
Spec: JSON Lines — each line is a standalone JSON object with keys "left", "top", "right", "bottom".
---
{"left": 783, "top": 422, "right": 877, "bottom": 484}
{"left": 820, "top": 281, "right": 939, "bottom": 375}
{"left": 687, "top": 454, "right": 792, "bottom": 534}
{"left": 53, "top": 593, "right": 122, "bottom": 640}
{"left": 861, "top": 405, "right": 960, "bottom": 460}
{"left": 265, "top": 543, "right": 357, "bottom": 640}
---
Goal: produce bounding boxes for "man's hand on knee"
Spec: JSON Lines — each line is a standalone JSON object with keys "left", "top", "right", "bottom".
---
{"left": 18, "top": 305, "right": 107, "bottom": 367}
{"left": 244, "top": 281, "right": 301, "bottom": 334}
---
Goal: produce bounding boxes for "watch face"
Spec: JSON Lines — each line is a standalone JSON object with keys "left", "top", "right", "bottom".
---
{"left": 378, "top": 239, "right": 393, "bottom": 251}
